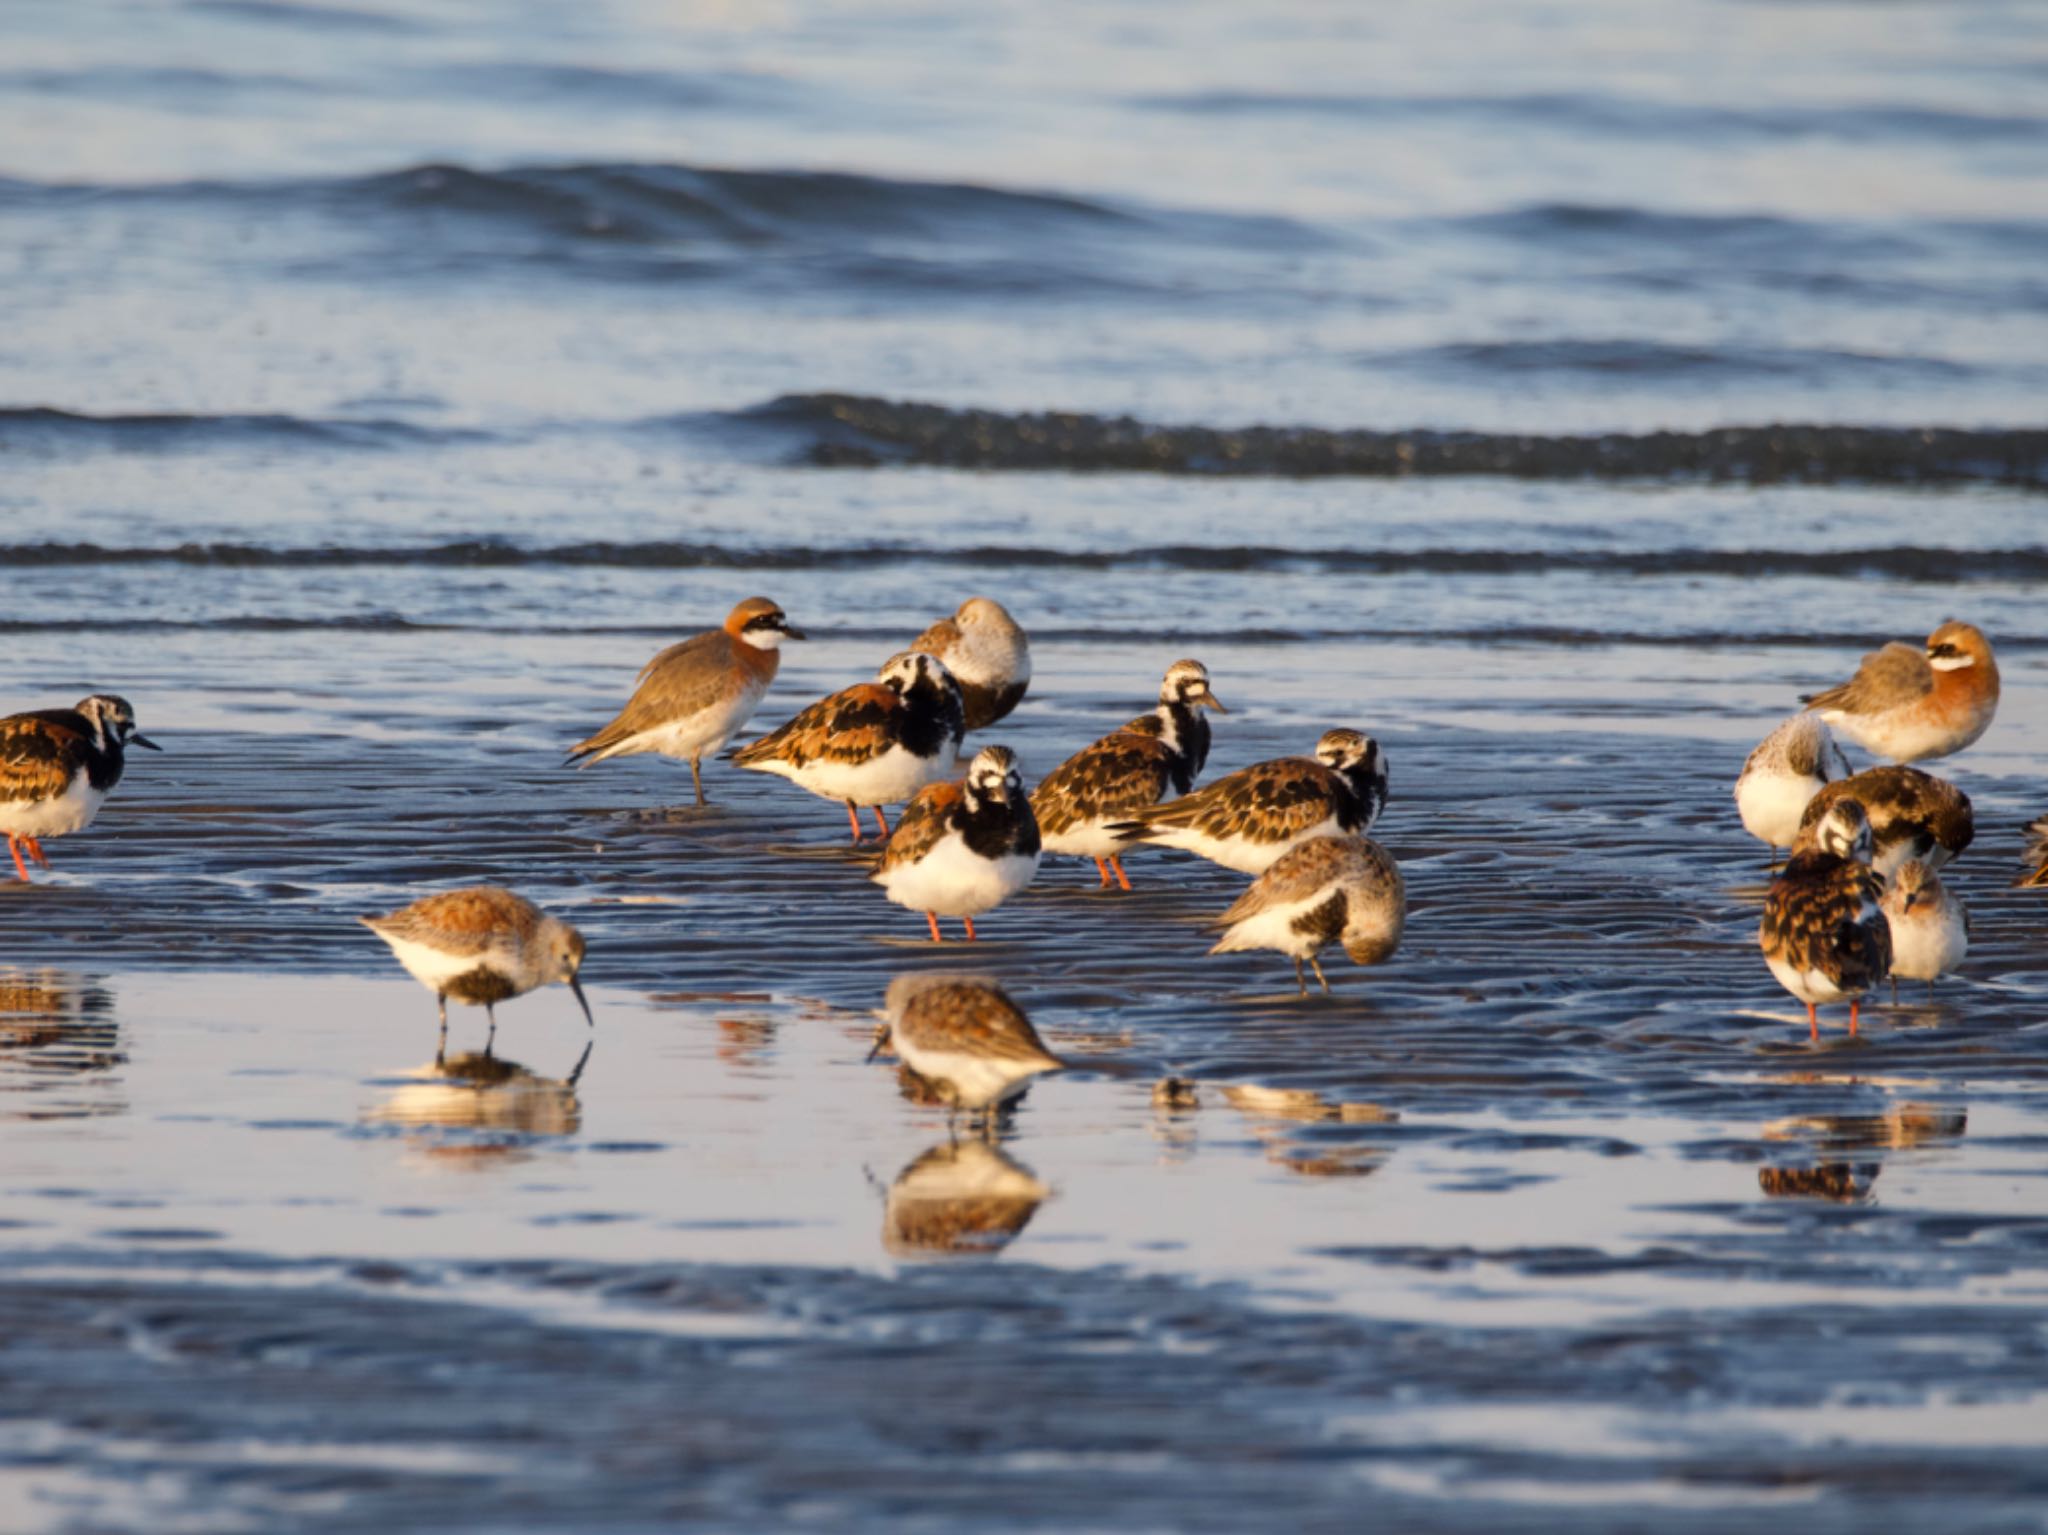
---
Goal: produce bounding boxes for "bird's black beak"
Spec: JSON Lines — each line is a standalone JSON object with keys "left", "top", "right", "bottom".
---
{"left": 865, "top": 1025, "right": 889, "bottom": 1063}
{"left": 130, "top": 733, "right": 163, "bottom": 751}
{"left": 780, "top": 622, "right": 807, "bottom": 641}
{"left": 1200, "top": 692, "right": 1229, "bottom": 715}
{"left": 570, "top": 976, "right": 594, "bottom": 1029}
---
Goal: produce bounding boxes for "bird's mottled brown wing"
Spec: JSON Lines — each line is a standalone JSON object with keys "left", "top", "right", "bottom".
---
{"left": 1030, "top": 729, "right": 1174, "bottom": 834}
{"left": 570, "top": 629, "right": 733, "bottom": 758}
{"left": 911, "top": 616, "right": 962, "bottom": 660}
{"left": 877, "top": 781, "right": 965, "bottom": 871}
{"left": 1804, "top": 641, "right": 1931, "bottom": 713}
{"left": 734, "top": 683, "right": 902, "bottom": 768}
{"left": 361, "top": 886, "right": 540, "bottom": 955}
{"left": 1761, "top": 861, "right": 1890, "bottom": 990}
{"left": 1126, "top": 758, "right": 1340, "bottom": 841}
{"left": 1210, "top": 836, "right": 1356, "bottom": 926}
{"left": 897, "top": 980, "right": 1060, "bottom": 1066}
{"left": 0, "top": 715, "right": 85, "bottom": 803}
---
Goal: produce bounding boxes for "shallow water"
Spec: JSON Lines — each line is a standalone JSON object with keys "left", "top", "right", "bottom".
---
{"left": 6, "top": 0, "right": 2048, "bottom": 1529}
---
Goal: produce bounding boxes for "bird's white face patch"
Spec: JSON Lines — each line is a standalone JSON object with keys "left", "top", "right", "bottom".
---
{"left": 1927, "top": 652, "right": 1973, "bottom": 672}
{"left": 740, "top": 626, "right": 788, "bottom": 651}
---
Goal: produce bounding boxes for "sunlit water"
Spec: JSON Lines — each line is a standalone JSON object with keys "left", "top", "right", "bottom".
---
{"left": 4, "top": 0, "right": 2048, "bottom": 1530}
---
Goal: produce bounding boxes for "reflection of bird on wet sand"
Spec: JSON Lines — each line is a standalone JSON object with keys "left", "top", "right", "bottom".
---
{"left": 365, "top": 1044, "right": 590, "bottom": 1166}
{"left": 1762, "top": 1102, "right": 1966, "bottom": 1153}
{"left": 1758, "top": 1163, "right": 1878, "bottom": 1202}
{"left": 0, "top": 970, "right": 123, "bottom": 1089}
{"left": 1220, "top": 1083, "right": 1396, "bottom": 1179}
{"left": 882, "top": 1138, "right": 1051, "bottom": 1257}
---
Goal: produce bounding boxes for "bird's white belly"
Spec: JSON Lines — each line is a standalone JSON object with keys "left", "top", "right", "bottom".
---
{"left": 1211, "top": 899, "right": 1323, "bottom": 959}
{"left": 894, "top": 1043, "right": 1043, "bottom": 1110}
{"left": 1765, "top": 953, "right": 1850, "bottom": 1005}
{"left": 0, "top": 779, "right": 103, "bottom": 839}
{"left": 1825, "top": 703, "right": 1989, "bottom": 764}
{"left": 1154, "top": 814, "right": 1339, "bottom": 875}
{"left": 1886, "top": 908, "right": 1967, "bottom": 981}
{"left": 1735, "top": 769, "right": 1822, "bottom": 849}
{"left": 756, "top": 744, "right": 946, "bottom": 806}
{"left": 381, "top": 935, "right": 527, "bottom": 1001}
{"left": 879, "top": 838, "right": 1038, "bottom": 917}
{"left": 633, "top": 679, "right": 765, "bottom": 762}
{"left": 1042, "top": 819, "right": 1127, "bottom": 859}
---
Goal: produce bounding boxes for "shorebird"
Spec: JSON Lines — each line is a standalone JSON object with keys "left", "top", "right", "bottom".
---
{"left": 733, "top": 651, "right": 964, "bottom": 842}
{"left": 869, "top": 973, "right": 1063, "bottom": 1114}
{"left": 1110, "top": 728, "right": 1387, "bottom": 875}
{"left": 1802, "top": 620, "right": 1999, "bottom": 763}
{"left": 1796, "top": 766, "right": 1972, "bottom": 878}
{"left": 566, "top": 596, "right": 802, "bottom": 806}
{"left": 2020, "top": 816, "right": 2048, "bottom": 888}
{"left": 1208, "top": 834, "right": 1405, "bottom": 996}
{"left": 1032, "top": 659, "right": 1226, "bottom": 889}
{"left": 360, "top": 886, "right": 592, "bottom": 1049}
{"left": 874, "top": 745, "right": 1040, "bottom": 940}
{"left": 911, "top": 597, "right": 1031, "bottom": 733}
{"left": 1760, "top": 799, "right": 1891, "bottom": 1041}
{"left": 1735, "top": 712, "right": 1849, "bottom": 863}
{"left": 0, "top": 694, "right": 160, "bottom": 882}
{"left": 1880, "top": 858, "right": 1968, "bottom": 999}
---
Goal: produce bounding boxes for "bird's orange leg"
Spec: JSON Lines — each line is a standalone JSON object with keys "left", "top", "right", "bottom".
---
{"left": 925, "top": 911, "right": 943, "bottom": 943}
{"left": 23, "top": 838, "right": 50, "bottom": 869}
{"left": 1093, "top": 857, "right": 1112, "bottom": 888}
{"left": 962, "top": 915, "right": 978, "bottom": 942}
{"left": 844, "top": 801, "right": 865, "bottom": 843}
{"left": 1807, "top": 1003, "right": 1819, "bottom": 1044}
{"left": 1110, "top": 855, "right": 1132, "bottom": 892}
{"left": 871, "top": 805, "right": 892, "bottom": 839}
{"left": 6, "top": 837, "right": 30, "bottom": 882}
{"left": 1849, "top": 1000, "right": 1860, "bottom": 1038}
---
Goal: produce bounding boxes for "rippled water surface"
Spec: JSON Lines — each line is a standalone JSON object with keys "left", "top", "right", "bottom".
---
{"left": 4, "top": 0, "right": 2048, "bottom": 1530}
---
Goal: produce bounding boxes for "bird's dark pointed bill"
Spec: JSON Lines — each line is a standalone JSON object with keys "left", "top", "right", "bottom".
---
{"left": 571, "top": 977, "right": 594, "bottom": 1028}
{"left": 131, "top": 733, "right": 163, "bottom": 751}
{"left": 1205, "top": 695, "right": 1230, "bottom": 714}
{"left": 782, "top": 625, "right": 808, "bottom": 640}
{"left": 865, "top": 1028, "right": 888, "bottom": 1063}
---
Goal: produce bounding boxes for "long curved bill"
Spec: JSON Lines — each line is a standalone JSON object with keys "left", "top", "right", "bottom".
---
{"left": 570, "top": 977, "right": 594, "bottom": 1029}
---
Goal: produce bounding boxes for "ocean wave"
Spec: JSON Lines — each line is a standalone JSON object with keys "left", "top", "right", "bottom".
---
{"left": 5, "top": 540, "right": 2045, "bottom": 582}
{"left": 0, "top": 407, "right": 482, "bottom": 450}
{"left": 746, "top": 394, "right": 2048, "bottom": 487}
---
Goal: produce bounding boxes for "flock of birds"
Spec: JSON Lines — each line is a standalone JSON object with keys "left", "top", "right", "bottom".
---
{"left": 0, "top": 598, "right": 2030, "bottom": 1115}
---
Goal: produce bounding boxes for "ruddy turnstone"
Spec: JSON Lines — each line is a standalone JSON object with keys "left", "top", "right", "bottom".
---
{"left": 0, "top": 694, "right": 160, "bottom": 882}
{"left": 1109, "top": 728, "right": 1387, "bottom": 875}
{"left": 882, "top": 1139, "right": 1051, "bottom": 1256}
{"left": 1207, "top": 835, "right": 1404, "bottom": 996}
{"left": 869, "top": 973, "right": 1063, "bottom": 1113}
{"left": 566, "top": 596, "right": 802, "bottom": 806}
{"left": 360, "top": 886, "right": 592, "bottom": 1048}
{"left": 911, "top": 597, "right": 1031, "bottom": 732}
{"left": 1880, "top": 857, "right": 1968, "bottom": 1000}
{"left": 1760, "top": 798, "right": 1891, "bottom": 1041}
{"left": 1032, "top": 659, "right": 1226, "bottom": 889}
{"left": 873, "top": 745, "right": 1040, "bottom": 940}
{"left": 1796, "top": 766, "right": 1973, "bottom": 878}
{"left": 1735, "top": 712, "right": 1849, "bottom": 862}
{"left": 1802, "top": 620, "right": 1999, "bottom": 763}
{"left": 733, "top": 651, "right": 965, "bottom": 842}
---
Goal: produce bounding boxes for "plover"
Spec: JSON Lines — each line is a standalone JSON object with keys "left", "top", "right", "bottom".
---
{"left": 882, "top": 1139, "right": 1051, "bottom": 1257}
{"left": 0, "top": 694, "right": 160, "bottom": 882}
{"left": 1760, "top": 798, "right": 1892, "bottom": 1041}
{"left": 874, "top": 745, "right": 1040, "bottom": 940}
{"left": 911, "top": 597, "right": 1031, "bottom": 733}
{"left": 733, "top": 651, "right": 965, "bottom": 842}
{"left": 360, "top": 886, "right": 592, "bottom": 1049}
{"left": 869, "top": 973, "right": 1063, "bottom": 1113}
{"left": 566, "top": 596, "right": 802, "bottom": 805}
{"left": 1110, "top": 728, "right": 1387, "bottom": 875}
{"left": 1796, "top": 765, "right": 1972, "bottom": 878}
{"left": 1207, "top": 834, "right": 1405, "bottom": 996}
{"left": 1735, "top": 712, "right": 1849, "bottom": 863}
{"left": 1802, "top": 620, "right": 1999, "bottom": 763}
{"left": 1880, "top": 858, "right": 1968, "bottom": 1000}
{"left": 1032, "top": 660, "right": 1226, "bottom": 889}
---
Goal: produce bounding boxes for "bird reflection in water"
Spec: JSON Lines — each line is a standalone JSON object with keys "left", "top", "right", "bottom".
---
{"left": 1222, "top": 1083, "right": 1396, "bottom": 1179}
{"left": 0, "top": 969, "right": 122, "bottom": 1119}
{"left": 365, "top": 1042, "right": 592, "bottom": 1166}
{"left": 881, "top": 1138, "right": 1051, "bottom": 1258}
{"left": 1758, "top": 1163, "right": 1879, "bottom": 1202}
{"left": 1757, "top": 1101, "right": 1965, "bottom": 1201}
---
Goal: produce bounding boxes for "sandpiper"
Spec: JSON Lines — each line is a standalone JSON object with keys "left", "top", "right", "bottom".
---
{"left": 1802, "top": 620, "right": 1999, "bottom": 764}
{"left": 874, "top": 745, "right": 1040, "bottom": 941}
{"left": 1110, "top": 728, "right": 1387, "bottom": 875}
{"left": 733, "top": 651, "right": 965, "bottom": 841}
{"left": 1796, "top": 765, "right": 1972, "bottom": 878}
{"left": 1032, "top": 660, "right": 1226, "bottom": 889}
{"left": 1880, "top": 858, "right": 1968, "bottom": 999}
{"left": 911, "top": 597, "right": 1031, "bottom": 733}
{"left": 360, "top": 886, "right": 592, "bottom": 1049}
{"left": 1207, "top": 834, "right": 1405, "bottom": 996}
{"left": 0, "top": 694, "right": 160, "bottom": 882}
{"left": 566, "top": 596, "right": 802, "bottom": 806}
{"left": 1760, "top": 799, "right": 1891, "bottom": 1041}
{"left": 869, "top": 973, "right": 1064, "bottom": 1114}
{"left": 1735, "top": 712, "right": 1848, "bottom": 863}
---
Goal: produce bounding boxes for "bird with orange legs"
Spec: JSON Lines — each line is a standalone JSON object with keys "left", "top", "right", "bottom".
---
{"left": 874, "top": 745, "right": 1040, "bottom": 940}
{"left": 1760, "top": 798, "right": 1891, "bottom": 1042}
